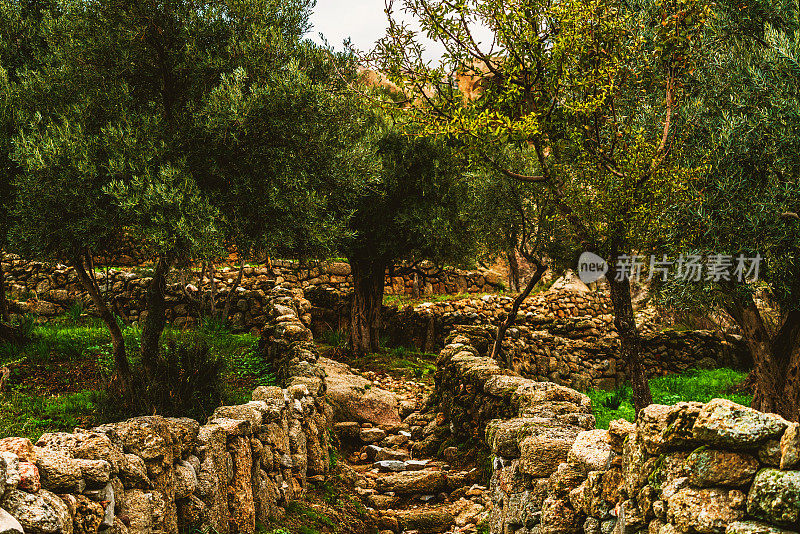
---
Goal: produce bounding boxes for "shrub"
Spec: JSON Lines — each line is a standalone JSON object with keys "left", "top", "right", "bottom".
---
{"left": 105, "top": 340, "right": 225, "bottom": 421}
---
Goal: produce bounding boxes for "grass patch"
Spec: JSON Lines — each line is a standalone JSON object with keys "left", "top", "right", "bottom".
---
{"left": 0, "top": 315, "right": 265, "bottom": 440}
{"left": 586, "top": 368, "right": 751, "bottom": 429}
{"left": 383, "top": 292, "right": 490, "bottom": 309}
{"left": 347, "top": 346, "right": 436, "bottom": 382}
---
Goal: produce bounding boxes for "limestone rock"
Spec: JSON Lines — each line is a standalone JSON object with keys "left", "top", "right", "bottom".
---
{"left": 35, "top": 449, "right": 83, "bottom": 492}
{"left": 747, "top": 468, "right": 800, "bottom": 527}
{"left": 518, "top": 425, "right": 582, "bottom": 477}
{"left": 174, "top": 460, "right": 198, "bottom": 500}
{"left": 1, "top": 489, "right": 73, "bottom": 534}
{"left": 667, "top": 487, "right": 745, "bottom": 534}
{"left": 692, "top": 399, "right": 787, "bottom": 447}
{"left": 540, "top": 497, "right": 580, "bottom": 534}
{"left": 0, "top": 438, "right": 35, "bottom": 463}
{"left": 638, "top": 403, "right": 703, "bottom": 454}
{"left": 727, "top": 521, "right": 799, "bottom": 534}
{"left": 75, "top": 459, "right": 111, "bottom": 486}
{"left": 568, "top": 429, "right": 612, "bottom": 473}
{"left": 686, "top": 448, "right": 759, "bottom": 487}
{"left": 397, "top": 508, "right": 455, "bottom": 534}
{"left": 73, "top": 495, "right": 104, "bottom": 534}
{"left": 18, "top": 461, "right": 40, "bottom": 492}
{"left": 36, "top": 432, "right": 124, "bottom": 473}
{"left": 780, "top": 423, "right": 800, "bottom": 470}
{"left": 376, "top": 470, "right": 447, "bottom": 495}
{"left": 119, "top": 454, "right": 150, "bottom": 489}
{"left": 320, "top": 357, "right": 401, "bottom": 425}
{"left": 0, "top": 508, "right": 24, "bottom": 534}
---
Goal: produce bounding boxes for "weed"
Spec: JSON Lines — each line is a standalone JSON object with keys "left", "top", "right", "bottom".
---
{"left": 318, "top": 329, "right": 347, "bottom": 348}
{"left": 284, "top": 502, "right": 334, "bottom": 529}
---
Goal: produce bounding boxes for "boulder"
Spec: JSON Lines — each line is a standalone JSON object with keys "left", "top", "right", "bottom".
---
{"left": 320, "top": 358, "right": 401, "bottom": 425}
{"left": 75, "top": 459, "right": 111, "bottom": 486}
{"left": 568, "top": 429, "right": 612, "bottom": 473}
{"left": 94, "top": 417, "right": 174, "bottom": 462}
{"left": 780, "top": 423, "right": 800, "bottom": 470}
{"left": 638, "top": 403, "right": 703, "bottom": 454}
{"left": 747, "top": 468, "right": 800, "bottom": 527}
{"left": 667, "top": 487, "right": 745, "bottom": 534}
{"left": 36, "top": 432, "right": 123, "bottom": 473}
{"left": 686, "top": 448, "right": 759, "bottom": 487}
{"left": 397, "top": 508, "right": 455, "bottom": 534}
{"left": 376, "top": 470, "right": 447, "bottom": 495}
{"left": 1, "top": 452, "right": 20, "bottom": 490}
{"left": 35, "top": 449, "right": 83, "bottom": 492}
{"left": 1, "top": 489, "right": 73, "bottom": 534}
{"left": 0, "top": 508, "right": 23, "bottom": 534}
{"left": 692, "top": 399, "right": 788, "bottom": 447}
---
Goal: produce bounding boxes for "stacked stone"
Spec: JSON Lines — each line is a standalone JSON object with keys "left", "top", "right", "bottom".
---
{"left": 432, "top": 332, "right": 800, "bottom": 534}
{"left": 608, "top": 399, "right": 800, "bottom": 534}
{"left": 1, "top": 254, "right": 504, "bottom": 333}
{"left": 381, "top": 291, "right": 747, "bottom": 391}
{"left": 0, "top": 287, "right": 330, "bottom": 534}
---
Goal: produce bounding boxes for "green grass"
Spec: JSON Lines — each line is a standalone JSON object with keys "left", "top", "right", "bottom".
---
{"left": 383, "top": 292, "right": 483, "bottom": 308}
{"left": 0, "top": 314, "right": 264, "bottom": 441}
{"left": 347, "top": 345, "right": 437, "bottom": 381}
{"left": 586, "top": 368, "right": 752, "bottom": 429}
{"left": 0, "top": 389, "right": 104, "bottom": 441}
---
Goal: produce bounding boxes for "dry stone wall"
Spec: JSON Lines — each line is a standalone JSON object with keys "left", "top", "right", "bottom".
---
{"left": 1, "top": 254, "right": 504, "bottom": 333}
{"left": 431, "top": 328, "right": 800, "bottom": 534}
{"left": 383, "top": 289, "right": 748, "bottom": 391}
{"left": 0, "top": 287, "right": 330, "bottom": 534}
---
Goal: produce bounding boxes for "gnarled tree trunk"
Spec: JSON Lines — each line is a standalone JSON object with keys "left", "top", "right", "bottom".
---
{"left": 140, "top": 254, "right": 173, "bottom": 371}
{"left": 727, "top": 294, "right": 800, "bottom": 421}
{"left": 607, "top": 271, "right": 653, "bottom": 414}
{"left": 348, "top": 256, "right": 386, "bottom": 357}
{"left": 73, "top": 253, "right": 131, "bottom": 390}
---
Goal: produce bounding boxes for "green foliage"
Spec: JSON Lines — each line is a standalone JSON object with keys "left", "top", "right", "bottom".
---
{"left": 103, "top": 340, "right": 225, "bottom": 421}
{"left": 228, "top": 339, "right": 278, "bottom": 387}
{"left": 586, "top": 368, "right": 751, "bottom": 428}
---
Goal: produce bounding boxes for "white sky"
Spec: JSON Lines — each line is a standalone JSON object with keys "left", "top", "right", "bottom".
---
{"left": 307, "top": 0, "right": 494, "bottom": 63}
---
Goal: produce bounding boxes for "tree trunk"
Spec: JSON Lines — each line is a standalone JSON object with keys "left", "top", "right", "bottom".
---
{"left": 140, "top": 254, "right": 173, "bottom": 371}
{"left": 349, "top": 256, "right": 386, "bottom": 357}
{"left": 607, "top": 271, "right": 653, "bottom": 414}
{"left": 220, "top": 259, "right": 246, "bottom": 325}
{"left": 729, "top": 294, "right": 800, "bottom": 421}
{"left": 73, "top": 253, "right": 130, "bottom": 389}
{"left": 491, "top": 260, "right": 547, "bottom": 366}
{"left": 0, "top": 252, "right": 8, "bottom": 323}
{"left": 507, "top": 250, "right": 520, "bottom": 292}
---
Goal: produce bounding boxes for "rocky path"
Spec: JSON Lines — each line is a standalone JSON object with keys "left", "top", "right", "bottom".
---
{"left": 324, "top": 358, "right": 490, "bottom": 534}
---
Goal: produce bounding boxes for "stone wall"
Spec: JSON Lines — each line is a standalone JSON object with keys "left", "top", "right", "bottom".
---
{"left": 1, "top": 254, "right": 504, "bottom": 333}
{"left": 0, "top": 287, "right": 331, "bottom": 534}
{"left": 431, "top": 329, "right": 800, "bottom": 534}
{"left": 382, "top": 289, "right": 748, "bottom": 391}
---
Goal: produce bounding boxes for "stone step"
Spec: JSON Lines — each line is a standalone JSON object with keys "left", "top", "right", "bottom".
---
{"left": 395, "top": 505, "right": 456, "bottom": 534}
